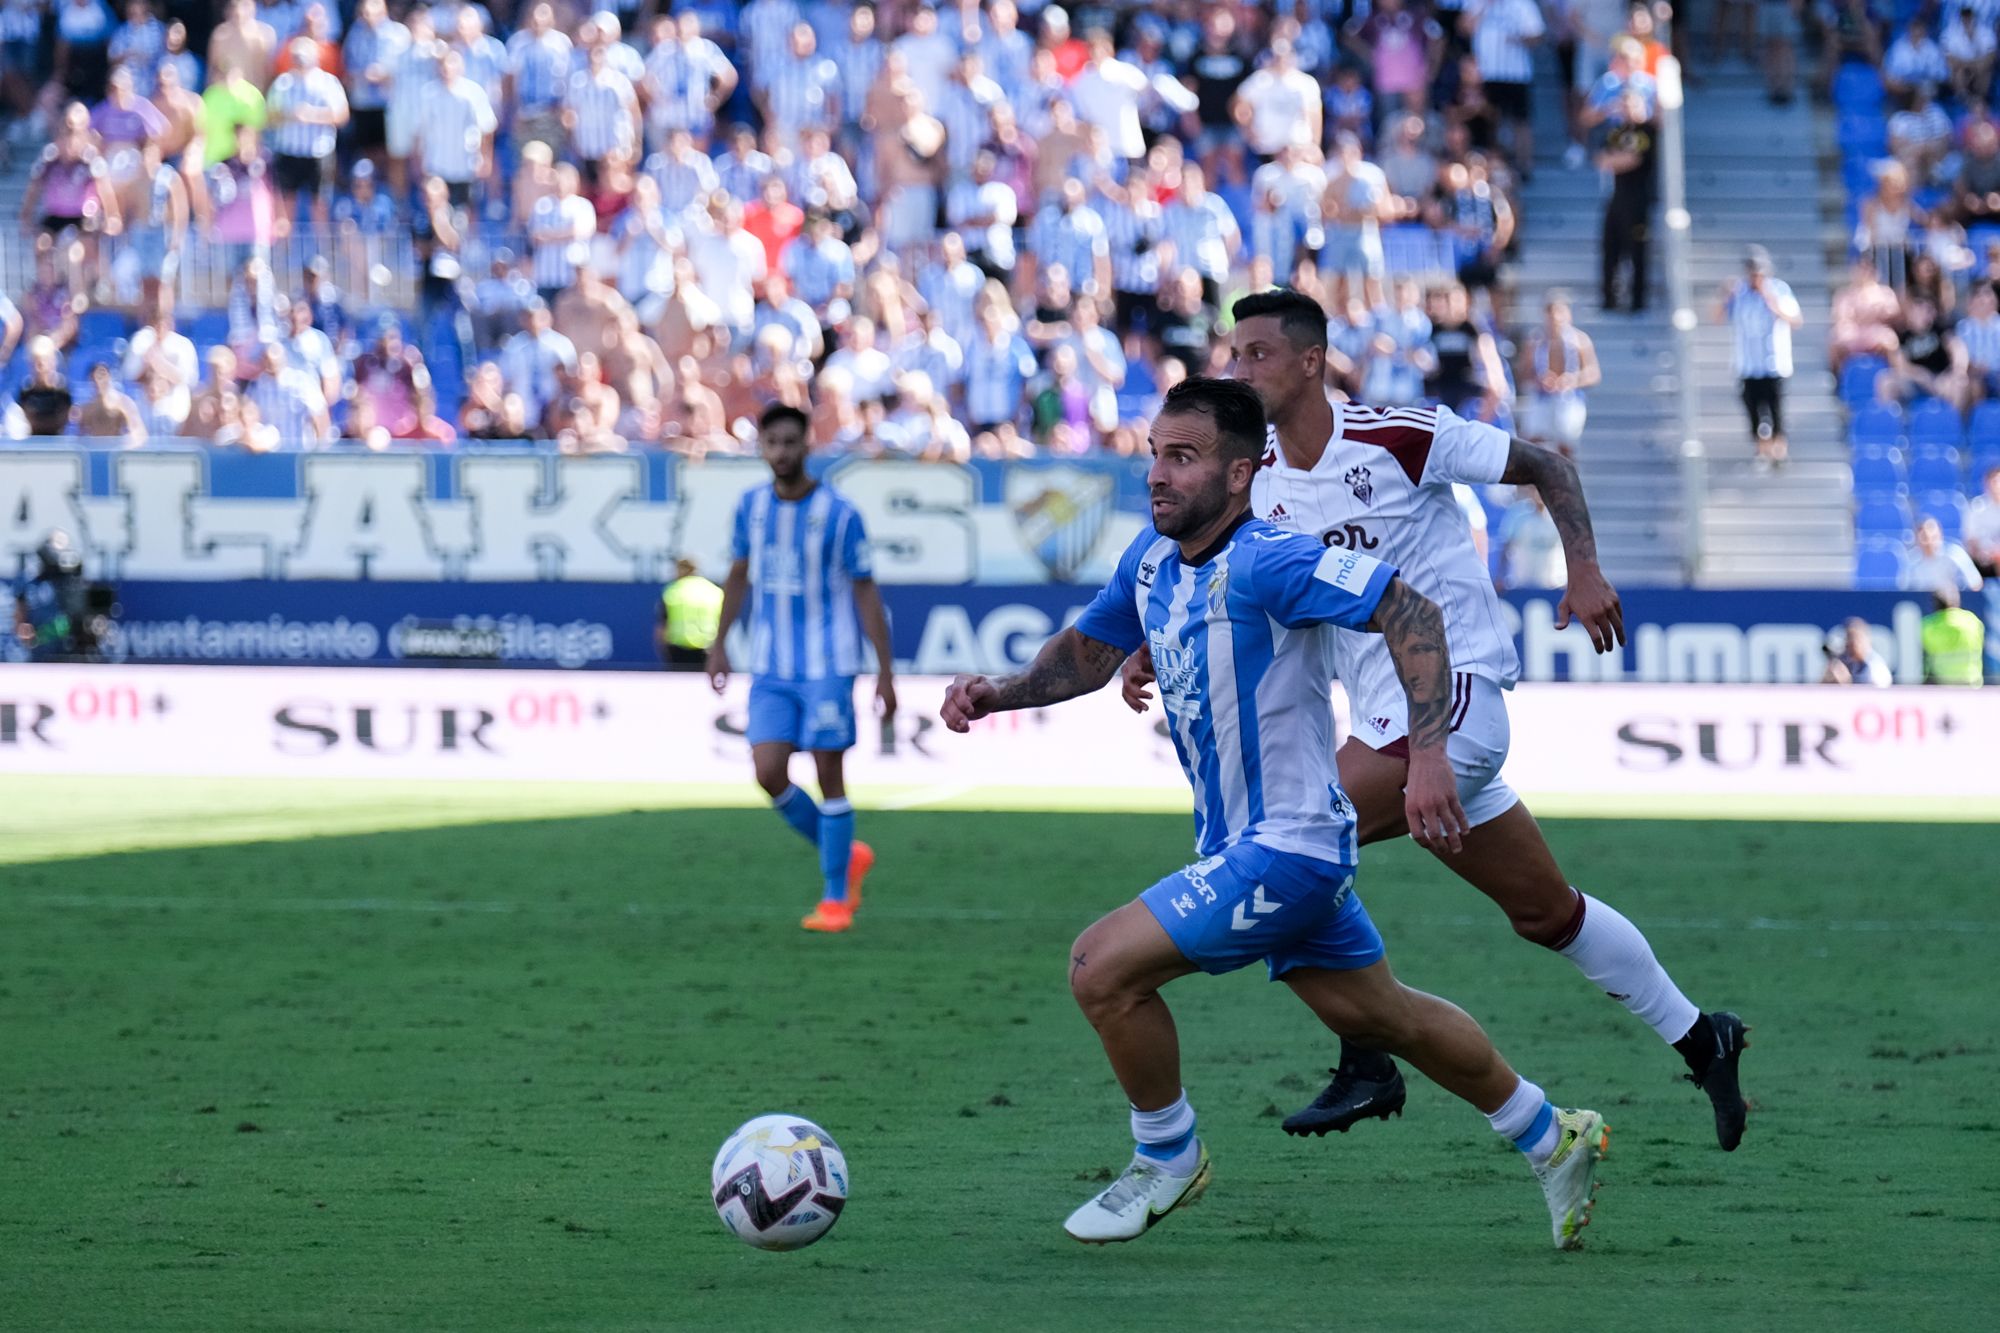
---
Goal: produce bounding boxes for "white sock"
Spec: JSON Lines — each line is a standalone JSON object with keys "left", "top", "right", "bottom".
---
{"left": 1556, "top": 891, "right": 1702, "bottom": 1045}
{"left": 1486, "top": 1077, "right": 1559, "bottom": 1166}
{"left": 1130, "top": 1091, "right": 1200, "bottom": 1174}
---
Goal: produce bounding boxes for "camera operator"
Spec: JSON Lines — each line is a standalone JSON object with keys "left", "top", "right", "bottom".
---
{"left": 13, "top": 531, "right": 115, "bottom": 663}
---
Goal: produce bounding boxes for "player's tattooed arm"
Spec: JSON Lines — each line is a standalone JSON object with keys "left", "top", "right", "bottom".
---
{"left": 1499, "top": 437, "right": 1599, "bottom": 565}
{"left": 988, "top": 628, "right": 1130, "bottom": 712}
{"left": 1497, "top": 437, "right": 1627, "bottom": 652}
{"left": 1366, "top": 577, "right": 1469, "bottom": 852}
{"left": 943, "top": 628, "right": 1127, "bottom": 732}
{"left": 1366, "top": 576, "right": 1453, "bottom": 751}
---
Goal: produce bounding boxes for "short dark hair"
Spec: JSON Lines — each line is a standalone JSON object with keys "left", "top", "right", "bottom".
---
{"left": 758, "top": 402, "right": 810, "bottom": 436}
{"left": 1159, "top": 376, "right": 1267, "bottom": 463}
{"left": 1229, "top": 287, "right": 1329, "bottom": 351}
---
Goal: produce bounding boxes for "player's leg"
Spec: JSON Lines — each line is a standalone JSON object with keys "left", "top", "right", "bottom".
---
{"left": 1277, "top": 902, "right": 1608, "bottom": 1250}
{"left": 1427, "top": 800, "right": 1751, "bottom": 1149}
{"left": 1277, "top": 737, "right": 1416, "bottom": 1136}
{"left": 800, "top": 678, "right": 866, "bottom": 932}
{"left": 1062, "top": 898, "right": 1208, "bottom": 1242}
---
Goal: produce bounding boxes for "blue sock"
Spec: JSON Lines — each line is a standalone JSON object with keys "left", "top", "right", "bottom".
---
{"left": 819, "top": 798, "right": 855, "bottom": 903}
{"left": 772, "top": 785, "right": 821, "bottom": 846}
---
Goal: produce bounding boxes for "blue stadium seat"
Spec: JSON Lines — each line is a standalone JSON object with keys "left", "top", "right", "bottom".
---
{"left": 1854, "top": 541, "right": 1904, "bottom": 589}
{"left": 1836, "top": 115, "right": 1887, "bottom": 158}
{"left": 1833, "top": 62, "right": 1884, "bottom": 113}
{"left": 186, "top": 309, "right": 231, "bottom": 350}
{"left": 1916, "top": 491, "right": 1968, "bottom": 532}
{"left": 1907, "top": 444, "right": 1965, "bottom": 492}
{"left": 1850, "top": 447, "right": 1904, "bottom": 493}
{"left": 1848, "top": 401, "right": 1903, "bottom": 448}
{"left": 77, "top": 309, "right": 133, "bottom": 346}
{"left": 1968, "top": 399, "right": 2000, "bottom": 445}
{"left": 1855, "top": 495, "right": 1913, "bottom": 535}
{"left": 1906, "top": 398, "right": 1964, "bottom": 448}
{"left": 1970, "top": 440, "right": 2000, "bottom": 481}
{"left": 1839, "top": 356, "right": 1888, "bottom": 406}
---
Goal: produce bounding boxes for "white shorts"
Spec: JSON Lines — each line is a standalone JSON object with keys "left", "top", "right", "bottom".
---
{"left": 1347, "top": 671, "right": 1521, "bottom": 829}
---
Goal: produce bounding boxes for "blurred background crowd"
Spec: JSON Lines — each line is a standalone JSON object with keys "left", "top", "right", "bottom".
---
{"left": 0, "top": 0, "right": 1672, "bottom": 474}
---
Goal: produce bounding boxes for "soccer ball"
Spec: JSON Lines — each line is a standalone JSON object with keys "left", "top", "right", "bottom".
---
{"left": 711, "top": 1114, "right": 849, "bottom": 1251}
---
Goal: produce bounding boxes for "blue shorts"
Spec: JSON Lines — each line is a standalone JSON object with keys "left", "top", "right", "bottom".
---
{"left": 747, "top": 675, "right": 857, "bottom": 752}
{"left": 1141, "top": 843, "right": 1385, "bottom": 980}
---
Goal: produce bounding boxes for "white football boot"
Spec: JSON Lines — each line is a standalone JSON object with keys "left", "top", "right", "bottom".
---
{"left": 1533, "top": 1108, "right": 1610, "bottom": 1250}
{"left": 1063, "top": 1143, "right": 1211, "bottom": 1244}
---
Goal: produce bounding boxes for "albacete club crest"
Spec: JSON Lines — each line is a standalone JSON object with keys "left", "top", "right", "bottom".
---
{"left": 1345, "top": 465, "right": 1373, "bottom": 504}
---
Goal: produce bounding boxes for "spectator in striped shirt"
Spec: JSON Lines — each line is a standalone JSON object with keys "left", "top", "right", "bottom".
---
{"left": 713, "top": 123, "right": 773, "bottom": 203}
{"left": 279, "top": 291, "right": 341, "bottom": 404}
{"left": 266, "top": 38, "right": 348, "bottom": 235}
{"left": 564, "top": 38, "right": 639, "bottom": 186}
{"left": 416, "top": 47, "right": 496, "bottom": 212}
{"left": 1022, "top": 176, "right": 1112, "bottom": 304}
{"left": 1957, "top": 283, "right": 2000, "bottom": 401}
{"left": 946, "top": 149, "right": 1018, "bottom": 283}
{"left": 757, "top": 21, "right": 838, "bottom": 156}
{"left": 248, "top": 341, "right": 331, "bottom": 446}
{"left": 383, "top": 6, "right": 440, "bottom": 199}
{"left": 785, "top": 209, "right": 855, "bottom": 319}
{"left": 828, "top": 2, "right": 883, "bottom": 145}
{"left": 648, "top": 128, "right": 720, "bottom": 218}
{"left": 342, "top": 0, "right": 405, "bottom": 175}
{"left": 642, "top": 10, "right": 735, "bottom": 148}
{"left": 963, "top": 300, "right": 1037, "bottom": 435}
{"left": 938, "top": 51, "right": 1003, "bottom": 181}
{"left": 1463, "top": 0, "right": 1544, "bottom": 178}
{"left": 500, "top": 300, "right": 576, "bottom": 430}
{"left": 739, "top": 0, "right": 801, "bottom": 94}
{"left": 506, "top": 2, "right": 570, "bottom": 154}
{"left": 108, "top": 0, "right": 164, "bottom": 96}
{"left": 528, "top": 163, "right": 595, "bottom": 303}
{"left": 452, "top": 7, "right": 508, "bottom": 123}
{"left": 1162, "top": 163, "right": 1242, "bottom": 306}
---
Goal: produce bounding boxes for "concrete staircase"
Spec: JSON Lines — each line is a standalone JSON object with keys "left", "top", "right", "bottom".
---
{"left": 1680, "top": 63, "right": 1850, "bottom": 587}
{"left": 1506, "top": 60, "right": 1848, "bottom": 587}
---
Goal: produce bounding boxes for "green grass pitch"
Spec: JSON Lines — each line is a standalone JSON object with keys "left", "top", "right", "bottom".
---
{"left": 2, "top": 777, "right": 1997, "bottom": 1331}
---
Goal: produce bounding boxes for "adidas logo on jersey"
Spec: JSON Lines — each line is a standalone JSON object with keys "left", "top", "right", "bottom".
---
{"left": 1267, "top": 503, "right": 1290, "bottom": 524}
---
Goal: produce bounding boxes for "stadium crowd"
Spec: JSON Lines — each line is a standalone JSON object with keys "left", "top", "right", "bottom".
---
{"left": 1818, "top": 0, "right": 2000, "bottom": 609}
{"left": 0, "top": 0, "right": 1665, "bottom": 477}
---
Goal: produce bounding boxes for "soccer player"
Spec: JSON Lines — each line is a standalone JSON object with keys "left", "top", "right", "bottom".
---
{"left": 707, "top": 403, "right": 896, "bottom": 933}
{"left": 1125, "top": 289, "right": 1749, "bottom": 1149}
{"left": 943, "top": 378, "right": 1609, "bottom": 1250}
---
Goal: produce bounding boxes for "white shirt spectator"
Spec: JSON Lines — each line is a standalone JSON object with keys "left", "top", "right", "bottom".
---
{"left": 1469, "top": 0, "right": 1545, "bottom": 84}
{"left": 1235, "top": 62, "right": 1322, "bottom": 155}
{"left": 1885, "top": 32, "right": 1951, "bottom": 87}
{"left": 1901, "top": 540, "right": 1984, "bottom": 590}
{"left": 1963, "top": 490, "right": 2000, "bottom": 562}
{"left": 1943, "top": 17, "right": 1997, "bottom": 66}
{"left": 1959, "top": 311, "right": 2000, "bottom": 374}
{"left": 893, "top": 21, "right": 958, "bottom": 112}
{"left": 687, "top": 221, "right": 768, "bottom": 331}
{"left": 1070, "top": 56, "right": 1151, "bottom": 160}
{"left": 1728, "top": 280, "right": 1800, "bottom": 378}
{"left": 947, "top": 177, "right": 1019, "bottom": 270}
{"left": 824, "top": 340, "right": 894, "bottom": 402}
{"left": 419, "top": 75, "right": 498, "bottom": 184}
{"left": 121, "top": 326, "right": 199, "bottom": 425}
{"left": 500, "top": 325, "right": 577, "bottom": 423}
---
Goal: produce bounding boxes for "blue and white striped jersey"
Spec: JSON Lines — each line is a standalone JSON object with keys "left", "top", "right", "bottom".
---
{"left": 732, "top": 482, "right": 874, "bottom": 682}
{"left": 1076, "top": 515, "right": 1397, "bottom": 864}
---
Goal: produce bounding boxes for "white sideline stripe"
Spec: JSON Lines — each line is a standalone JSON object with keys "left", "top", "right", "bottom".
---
{"left": 8, "top": 894, "right": 1997, "bottom": 934}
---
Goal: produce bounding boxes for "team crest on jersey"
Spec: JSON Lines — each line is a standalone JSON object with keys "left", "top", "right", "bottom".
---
{"left": 1345, "top": 466, "right": 1374, "bottom": 504}
{"left": 1007, "top": 465, "right": 1116, "bottom": 580}
{"left": 1148, "top": 632, "right": 1202, "bottom": 703}
{"left": 1205, "top": 569, "right": 1229, "bottom": 614}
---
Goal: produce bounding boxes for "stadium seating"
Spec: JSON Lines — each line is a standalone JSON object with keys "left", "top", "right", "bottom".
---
{"left": 1906, "top": 399, "right": 1964, "bottom": 449}
{"left": 1850, "top": 446, "right": 1905, "bottom": 494}
{"left": 1915, "top": 490, "right": 1968, "bottom": 532}
{"left": 1906, "top": 444, "right": 1965, "bottom": 493}
{"left": 1854, "top": 494, "right": 1913, "bottom": 538}
{"left": 1839, "top": 357, "right": 1888, "bottom": 408}
{"left": 1847, "top": 402, "right": 1903, "bottom": 449}
{"left": 1854, "top": 539, "right": 1904, "bottom": 589}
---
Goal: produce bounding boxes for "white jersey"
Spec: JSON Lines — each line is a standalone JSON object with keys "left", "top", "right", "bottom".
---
{"left": 1252, "top": 402, "right": 1521, "bottom": 719}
